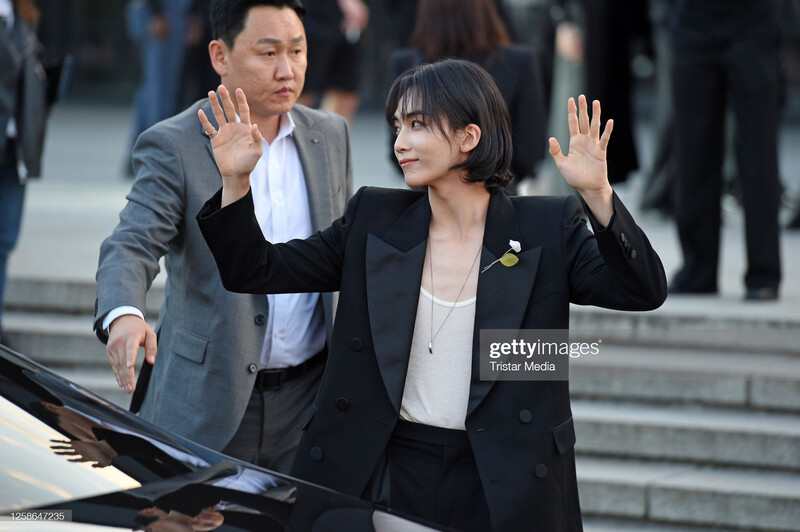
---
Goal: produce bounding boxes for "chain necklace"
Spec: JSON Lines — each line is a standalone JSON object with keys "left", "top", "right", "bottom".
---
{"left": 427, "top": 239, "right": 482, "bottom": 354}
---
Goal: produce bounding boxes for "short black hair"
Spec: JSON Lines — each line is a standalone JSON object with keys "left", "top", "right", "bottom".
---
{"left": 211, "top": 0, "right": 306, "bottom": 49}
{"left": 386, "top": 59, "right": 513, "bottom": 190}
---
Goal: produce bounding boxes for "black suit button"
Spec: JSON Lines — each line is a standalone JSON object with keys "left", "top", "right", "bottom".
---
{"left": 336, "top": 397, "right": 350, "bottom": 411}
{"left": 630, "top": 249, "right": 637, "bottom": 259}
{"left": 254, "top": 314, "right": 266, "bottom": 326}
{"left": 519, "top": 409, "right": 533, "bottom": 423}
{"left": 310, "top": 447, "right": 323, "bottom": 461}
{"left": 349, "top": 338, "right": 363, "bottom": 351}
{"left": 248, "top": 364, "right": 258, "bottom": 373}
{"left": 619, "top": 232, "right": 629, "bottom": 244}
{"left": 535, "top": 464, "right": 548, "bottom": 478}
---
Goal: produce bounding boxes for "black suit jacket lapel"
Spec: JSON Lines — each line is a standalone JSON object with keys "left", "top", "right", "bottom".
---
{"left": 365, "top": 193, "right": 429, "bottom": 414}
{"left": 469, "top": 190, "right": 542, "bottom": 416}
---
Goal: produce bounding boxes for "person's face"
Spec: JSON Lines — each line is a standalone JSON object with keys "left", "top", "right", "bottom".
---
{"left": 392, "top": 98, "right": 466, "bottom": 188}
{"left": 215, "top": 6, "right": 307, "bottom": 118}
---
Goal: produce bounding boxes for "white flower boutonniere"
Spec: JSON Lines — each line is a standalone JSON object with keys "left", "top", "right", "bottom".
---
{"left": 481, "top": 239, "right": 521, "bottom": 273}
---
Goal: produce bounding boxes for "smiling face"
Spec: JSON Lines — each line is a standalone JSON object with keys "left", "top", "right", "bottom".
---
{"left": 386, "top": 60, "right": 514, "bottom": 190}
{"left": 392, "top": 97, "right": 468, "bottom": 189}
{"left": 212, "top": 5, "right": 307, "bottom": 120}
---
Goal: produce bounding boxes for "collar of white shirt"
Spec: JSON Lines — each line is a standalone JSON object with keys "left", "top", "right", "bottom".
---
{"left": 235, "top": 111, "right": 295, "bottom": 146}
{"left": 272, "top": 112, "right": 295, "bottom": 144}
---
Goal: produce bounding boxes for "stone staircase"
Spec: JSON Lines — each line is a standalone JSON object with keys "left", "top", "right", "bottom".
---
{"left": 2, "top": 275, "right": 164, "bottom": 409}
{"left": 572, "top": 310, "right": 800, "bottom": 531}
{"left": 3, "top": 276, "right": 800, "bottom": 531}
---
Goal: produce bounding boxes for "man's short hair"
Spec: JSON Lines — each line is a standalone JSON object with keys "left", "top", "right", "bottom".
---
{"left": 386, "top": 59, "right": 513, "bottom": 191}
{"left": 211, "top": 0, "right": 306, "bottom": 49}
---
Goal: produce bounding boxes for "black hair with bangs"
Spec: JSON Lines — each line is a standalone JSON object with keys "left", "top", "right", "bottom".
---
{"left": 385, "top": 59, "right": 513, "bottom": 190}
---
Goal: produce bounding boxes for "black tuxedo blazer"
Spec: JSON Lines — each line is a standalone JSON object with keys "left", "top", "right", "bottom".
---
{"left": 198, "top": 186, "right": 667, "bottom": 531}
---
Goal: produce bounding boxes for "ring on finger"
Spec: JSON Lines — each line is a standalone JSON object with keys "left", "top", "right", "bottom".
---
{"left": 205, "top": 128, "right": 218, "bottom": 138}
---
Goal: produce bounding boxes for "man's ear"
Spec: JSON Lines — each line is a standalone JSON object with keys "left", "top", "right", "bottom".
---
{"left": 209, "top": 39, "right": 229, "bottom": 77}
{"left": 459, "top": 124, "right": 482, "bottom": 154}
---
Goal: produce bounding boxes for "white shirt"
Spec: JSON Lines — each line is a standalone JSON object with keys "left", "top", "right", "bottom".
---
{"left": 104, "top": 112, "right": 326, "bottom": 369}
{"left": 400, "top": 288, "right": 475, "bottom": 430}
{"left": 251, "top": 113, "right": 325, "bottom": 368}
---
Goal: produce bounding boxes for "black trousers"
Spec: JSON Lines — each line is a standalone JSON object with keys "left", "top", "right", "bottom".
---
{"left": 669, "top": 0, "right": 782, "bottom": 291}
{"left": 387, "top": 420, "right": 491, "bottom": 531}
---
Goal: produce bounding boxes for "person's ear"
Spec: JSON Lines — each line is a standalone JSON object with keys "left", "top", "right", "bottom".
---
{"left": 209, "top": 39, "right": 229, "bottom": 77}
{"left": 458, "top": 124, "right": 482, "bottom": 154}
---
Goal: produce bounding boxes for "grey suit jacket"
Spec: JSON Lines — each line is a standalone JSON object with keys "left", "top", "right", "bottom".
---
{"left": 94, "top": 100, "right": 352, "bottom": 450}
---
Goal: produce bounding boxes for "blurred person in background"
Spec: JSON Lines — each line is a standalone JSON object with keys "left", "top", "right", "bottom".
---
{"left": 125, "top": 0, "right": 195, "bottom": 175}
{"left": 387, "top": 0, "right": 519, "bottom": 49}
{"left": 638, "top": 0, "right": 675, "bottom": 217}
{"left": 179, "top": 0, "right": 219, "bottom": 108}
{"left": 388, "top": 0, "right": 547, "bottom": 195}
{"left": 780, "top": 0, "right": 800, "bottom": 230}
{"left": 667, "top": 0, "right": 782, "bottom": 300}
{"left": 297, "top": 0, "right": 368, "bottom": 123}
{"left": 545, "top": 0, "right": 649, "bottom": 194}
{"left": 0, "top": 0, "right": 49, "bottom": 343}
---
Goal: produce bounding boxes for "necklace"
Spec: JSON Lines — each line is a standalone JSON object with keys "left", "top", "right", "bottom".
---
{"left": 427, "top": 240, "right": 482, "bottom": 354}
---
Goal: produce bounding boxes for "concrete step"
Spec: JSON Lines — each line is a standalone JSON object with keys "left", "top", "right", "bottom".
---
{"left": 571, "top": 307, "right": 800, "bottom": 356}
{"left": 3, "top": 311, "right": 108, "bottom": 366}
{"left": 5, "top": 311, "right": 800, "bottom": 415}
{"left": 4, "top": 275, "right": 165, "bottom": 316}
{"left": 583, "top": 517, "right": 740, "bottom": 532}
{"left": 1, "top": 311, "right": 156, "bottom": 370}
{"left": 577, "top": 458, "right": 800, "bottom": 531}
{"left": 573, "top": 400, "right": 800, "bottom": 472}
{"left": 570, "top": 344, "right": 800, "bottom": 412}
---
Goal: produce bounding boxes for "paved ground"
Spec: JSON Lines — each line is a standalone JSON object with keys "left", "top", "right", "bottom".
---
{"left": 7, "top": 101, "right": 800, "bottom": 326}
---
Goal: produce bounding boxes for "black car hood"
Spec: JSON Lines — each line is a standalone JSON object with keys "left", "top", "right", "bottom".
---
{"left": 0, "top": 345, "right": 444, "bottom": 531}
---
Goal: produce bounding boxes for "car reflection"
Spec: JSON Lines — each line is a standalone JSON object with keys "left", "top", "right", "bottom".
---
{"left": 0, "top": 345, "right": 445, "bottom": 531}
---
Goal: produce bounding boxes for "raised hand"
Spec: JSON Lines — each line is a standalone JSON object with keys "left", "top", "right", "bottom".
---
{"left": 549, "top": 94, "right": 613, "bottom": 192}
{"left": 198, "top": 85, "right": 263, "bottom": 206}
{"left": 549, "top": 94, "right": 614, "bottom": 224}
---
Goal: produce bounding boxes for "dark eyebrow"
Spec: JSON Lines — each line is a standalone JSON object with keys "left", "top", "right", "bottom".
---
{"left": 401, "top": 110, "right": 424, "bottom": 120}
{"left": 256, "top": 35, "right": 305, "bottom": 45}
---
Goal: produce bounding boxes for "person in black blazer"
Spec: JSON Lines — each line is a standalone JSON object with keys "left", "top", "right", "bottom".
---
{"left": 197, "top": 60, "right": 667, "bottom": 531}
{"left": 388, "top": 0, "right": 547, "bottom": 194}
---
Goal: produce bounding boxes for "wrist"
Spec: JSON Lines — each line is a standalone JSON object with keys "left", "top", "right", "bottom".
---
{"left": 578, "top": 186, "right": 614, "bottom": 227}
{"left": 577, "top": 185, "right": 613, "bottom": 201}
{"left": 221, "top": 182, "right": 251, "bottom": 208}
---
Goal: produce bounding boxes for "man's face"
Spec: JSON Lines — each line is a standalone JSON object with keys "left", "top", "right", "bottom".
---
{"left": 220, "top": 6, "right": 307, "bottom": 118}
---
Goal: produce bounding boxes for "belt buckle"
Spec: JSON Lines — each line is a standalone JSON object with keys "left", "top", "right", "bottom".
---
{"left": 257, "top": 368, "right": 286, "bottom": 390}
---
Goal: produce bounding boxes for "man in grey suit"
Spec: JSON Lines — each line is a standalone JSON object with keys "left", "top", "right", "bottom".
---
{"left": 94, "top": 0, "right": 352, "bottom": 473}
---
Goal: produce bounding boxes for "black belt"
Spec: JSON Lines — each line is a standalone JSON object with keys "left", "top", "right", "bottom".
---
{"left": 254, "top": 346, "right": 327, "bottom": 391}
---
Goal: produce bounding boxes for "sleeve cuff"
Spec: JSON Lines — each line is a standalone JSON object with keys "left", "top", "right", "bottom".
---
{"left": 102, "top": 306, "right": 145, "bottom": 334}
{"left": 580, "top": 193, "right": 618, "bottom": 233}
